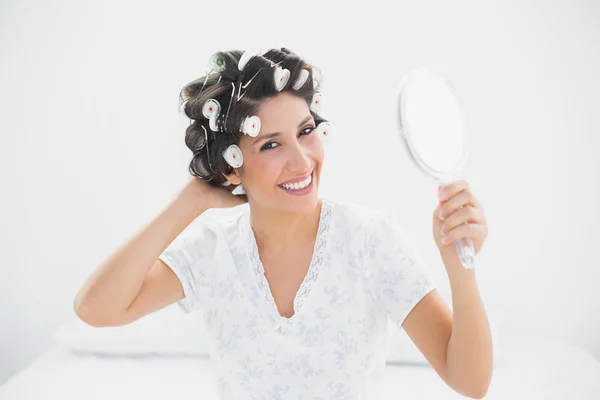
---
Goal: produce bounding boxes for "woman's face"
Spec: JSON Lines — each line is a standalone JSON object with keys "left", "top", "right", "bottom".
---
{"left": 235, "top": 91, "right": 324, "bottom": 214}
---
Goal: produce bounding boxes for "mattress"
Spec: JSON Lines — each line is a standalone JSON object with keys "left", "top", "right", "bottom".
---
{"left": 1, "top": 334, "right": 599, "bottom": 399}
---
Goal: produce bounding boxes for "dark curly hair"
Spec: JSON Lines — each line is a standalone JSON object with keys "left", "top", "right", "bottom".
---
{"left": 179, "top": 47, "right": 328, "bottom": 189}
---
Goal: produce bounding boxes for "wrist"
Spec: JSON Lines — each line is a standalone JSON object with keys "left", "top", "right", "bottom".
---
{"left": 177, "top": 181, "right": 212, "bottom": 216}
{"left": 440, "top": 248, "right": 474, "bottom": 278}
{"left": 446, "top": 262, "right": 476, "bottom": 285}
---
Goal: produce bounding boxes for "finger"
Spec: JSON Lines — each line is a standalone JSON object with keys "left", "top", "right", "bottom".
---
{"left": 439, "top": 179, "right": 469, "bottom": 203}
{"left": 439, "top": 189, "right": 479, "bottom": 220}
{"left": 433, "top": 202, "right": 442, "bottom": 220}
{"left": 442, "top": 222, "right": 485, "bottom": 244}
{"left": 441, "top": 205, "right": 481, "bottom": 233}
{"left": 441, "top": 179, "right": 469, "bottom": 192}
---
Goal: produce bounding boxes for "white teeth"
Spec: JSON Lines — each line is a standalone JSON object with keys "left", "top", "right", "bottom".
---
{"left": 280, "top": 173, "right": 312, "bottom": 190}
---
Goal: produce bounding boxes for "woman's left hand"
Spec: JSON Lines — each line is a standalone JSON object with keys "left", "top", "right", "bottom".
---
{"left": 432, "top": 180, "right": 487, "bottom": 260}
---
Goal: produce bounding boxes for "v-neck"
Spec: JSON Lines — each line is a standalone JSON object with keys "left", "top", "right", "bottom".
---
{"left": 245, "top": 198, "right": 332, "bottom": 326}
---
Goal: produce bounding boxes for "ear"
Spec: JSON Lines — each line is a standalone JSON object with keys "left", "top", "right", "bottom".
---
{"left": 222, "top": 169, "right": 242, "bottom": 186}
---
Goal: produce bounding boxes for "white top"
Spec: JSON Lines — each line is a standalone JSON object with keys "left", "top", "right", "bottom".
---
{"left": 159, "top": 197, "right": 437, "bottom": 400}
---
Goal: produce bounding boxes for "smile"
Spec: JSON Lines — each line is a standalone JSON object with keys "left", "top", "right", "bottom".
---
{"left": 277, "top": 170, "right": 315, "bottom": 193}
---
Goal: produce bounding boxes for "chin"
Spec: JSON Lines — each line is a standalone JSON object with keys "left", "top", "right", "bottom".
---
{"left": 293, "top": 193, "right": 320, "bottom": 214}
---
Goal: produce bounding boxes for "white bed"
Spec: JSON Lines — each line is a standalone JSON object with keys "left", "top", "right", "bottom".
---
{"left": 2, "top": 306, "right": 599, "bottom": 399}
{"left": 1, "top": 334, "right": 599, "bottom": 399}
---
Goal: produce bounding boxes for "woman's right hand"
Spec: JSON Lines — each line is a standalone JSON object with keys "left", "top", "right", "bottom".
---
{"left": 182, "top": 175, "right": 246, "bottom": 210}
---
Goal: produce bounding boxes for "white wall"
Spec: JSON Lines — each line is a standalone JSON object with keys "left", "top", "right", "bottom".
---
{"left": 1, "top": 0, "right": 599, "bottom": 386}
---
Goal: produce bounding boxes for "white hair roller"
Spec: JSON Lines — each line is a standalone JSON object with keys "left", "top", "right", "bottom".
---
{"left": 310, "top": 92, "right": 323, "bottom": 113}
{"left": 209, "top": 112, "right": 219, "bottom": 131}
{"left": 238, "top": 50, "right": 256, "bottom": 71}
{"left": 202, "top": 99, "right": 220, "bottom": 119}
{"left": 292, "top": 69, "right": 309, "bottom": 90}
{"left": 231, "top": 184, "right": 246, "bottom": 195}
{"left": 274, "top": 66, "right": 290, "bottom": 91}
{"left": 240, "top": 116, "right": 261, "bottom": 137}
{"left": 178, "top": 99, "right": 189, "bottom": 114}
{"left": 316, "top": 121, "right": 333, "bottom": 143}
{"left": 223, "top": 144, "right": 244, "bottom": 168}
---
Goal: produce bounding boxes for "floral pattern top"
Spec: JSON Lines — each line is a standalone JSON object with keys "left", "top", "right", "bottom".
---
{"left": 158, "top": 196, "right": 437, "bottom": 400}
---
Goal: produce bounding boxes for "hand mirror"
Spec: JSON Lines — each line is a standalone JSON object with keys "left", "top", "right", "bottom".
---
{"left": 396, "top": 66, "right": 475, "bottom": 269}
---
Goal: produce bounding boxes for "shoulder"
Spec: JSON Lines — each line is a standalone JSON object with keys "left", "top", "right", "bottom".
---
{"left": 324, "top": 196, "right": 381, "bottom": 227}
{"left": 196, "top": 203, "right": 249, "bottom": 249}
{"left": 173, "top": 203, "right": 247, "bottom": 248}
{"left": 324, "top": 197, "right": 397, "bottom": 234}
{"left": 200, "top": 203, "right": 247, "bottom": 230}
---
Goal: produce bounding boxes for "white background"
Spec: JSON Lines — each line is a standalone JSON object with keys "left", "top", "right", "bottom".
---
{"left": 1, "top": 0, "right": 599, "bottom": 387}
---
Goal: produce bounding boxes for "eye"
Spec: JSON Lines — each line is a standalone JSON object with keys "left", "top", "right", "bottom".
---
{"left": 300, "top": 126, "right": 316, "bottom": 136}
{"left": 260, "top": 141, "right": 279, "bottom": 151}
{"left": 260, "top": 126, "right": 316, "bottom": 151}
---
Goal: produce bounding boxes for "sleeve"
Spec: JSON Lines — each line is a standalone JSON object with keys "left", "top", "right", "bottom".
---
{"left": 364, "top": 212, "right": 437, "bottom": 329}
{"left": 158, "top": 214, "right": 217, "bottom": 314}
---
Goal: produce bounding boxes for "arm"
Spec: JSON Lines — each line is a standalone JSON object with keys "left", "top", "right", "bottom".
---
{"left": 402, "top": 260, "right": 493, "bottom": 399}
{"left": 73, "top": 178, "right": 211, "bottom": 326}
{"left": 444, "top": 262, "right": 493, "bottom": 399}
{"left": 365, "top": 205, "right": 491, "bottom": 398}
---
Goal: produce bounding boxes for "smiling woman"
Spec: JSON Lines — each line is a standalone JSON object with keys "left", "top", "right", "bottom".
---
{"left": 74, "top": 47, "right": 470, "bottom": 400}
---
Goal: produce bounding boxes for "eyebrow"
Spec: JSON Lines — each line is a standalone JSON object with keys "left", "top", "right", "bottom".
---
{"left": 252, "top": 115, "right": 314, "bottom": 145}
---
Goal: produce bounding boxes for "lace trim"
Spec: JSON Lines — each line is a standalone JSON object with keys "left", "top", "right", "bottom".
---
{"left": 246, "top": 198, "right": 332, "bottom": 321}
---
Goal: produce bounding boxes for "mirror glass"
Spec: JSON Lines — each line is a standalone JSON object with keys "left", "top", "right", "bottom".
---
{"left": 397, "top": 67, "right": 468, "bottom": 178}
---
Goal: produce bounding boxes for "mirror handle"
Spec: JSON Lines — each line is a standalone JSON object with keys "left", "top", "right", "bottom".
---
{"left": 455, "top": 236, "right": 476, "bottom": 269}
{"left": 439, "top": 181, "right": 476, "bottom": 269}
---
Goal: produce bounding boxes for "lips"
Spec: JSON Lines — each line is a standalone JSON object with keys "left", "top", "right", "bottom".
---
{"left": 278, "top": 169, "right": 314, "bottom": 186}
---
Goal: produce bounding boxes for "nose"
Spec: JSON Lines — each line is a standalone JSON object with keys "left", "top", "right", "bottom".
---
{"left": 287, "top": 141, "right": 312, "bottom": 173}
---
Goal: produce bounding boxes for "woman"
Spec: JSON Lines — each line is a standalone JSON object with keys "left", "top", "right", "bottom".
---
{"left": 73, "top": 48, "right": 492, "bottom": 399}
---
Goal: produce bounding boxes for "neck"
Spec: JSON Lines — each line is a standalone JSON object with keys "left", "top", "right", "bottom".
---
{"left": 249, "top": 199, "right": 323, "bottom": 251}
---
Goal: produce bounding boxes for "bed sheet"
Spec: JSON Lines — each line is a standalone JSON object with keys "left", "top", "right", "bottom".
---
{"left": 1, "top": 335, "right": 599, "bottom": 399}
